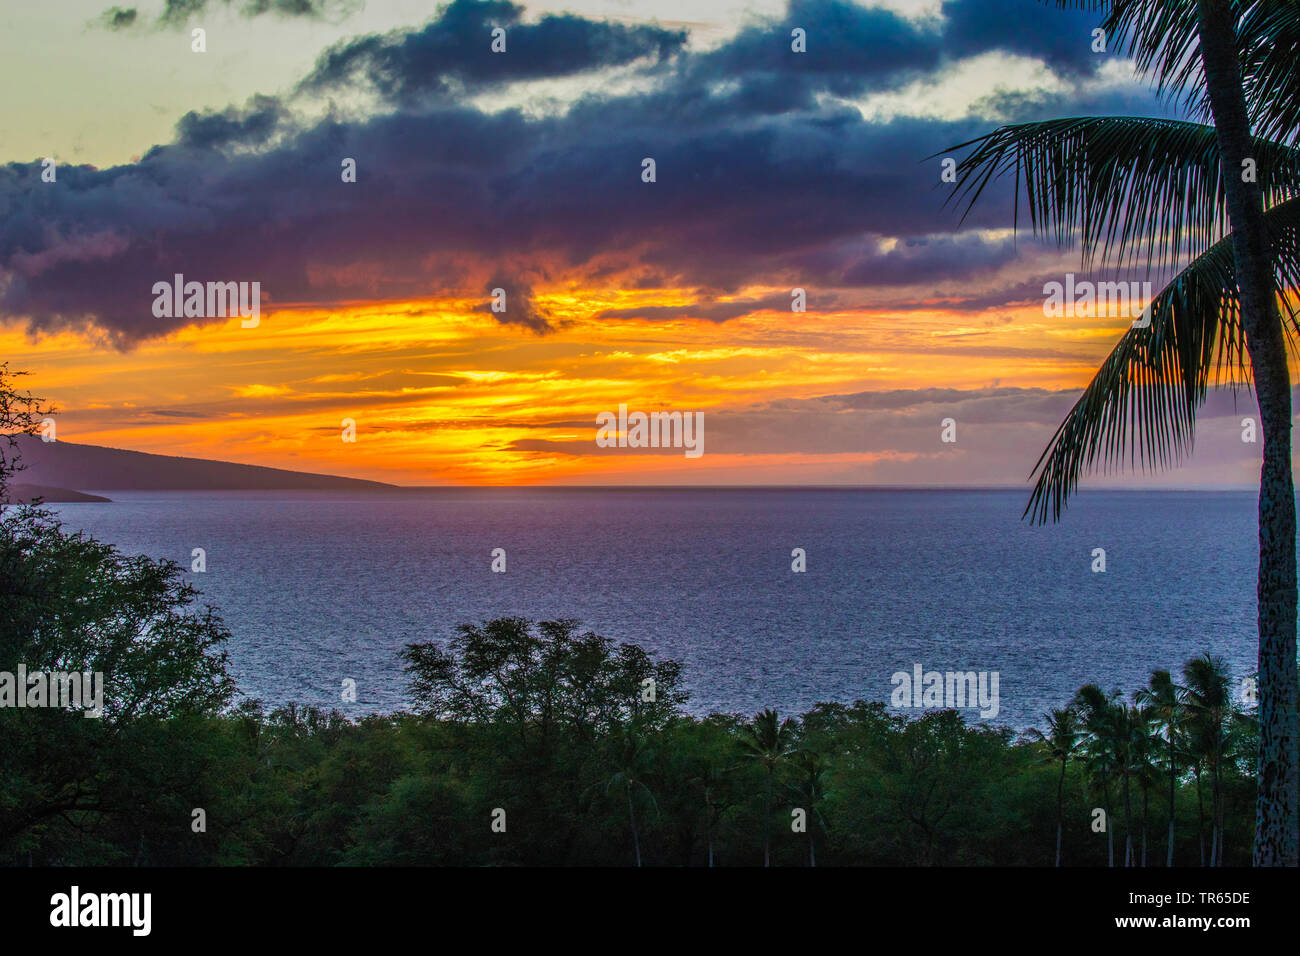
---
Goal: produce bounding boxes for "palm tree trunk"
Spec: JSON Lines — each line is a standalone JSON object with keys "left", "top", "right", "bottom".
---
{"left": 1196, "top": 769, "right": 1206, "bottom": 866}
{"left": 704, "top": 790, "right": 714, "bottom": 868}
{"left": 1211, "top": 733, "right": 1222, "bottom": 868}
{"left": 763, "top": 765, "right": 772, "bottom": 867}
{"left": 1212, "top": 754, "right": 1222, "bottom": 867}
{"left": 1195, "top": 0, "right": 1300, "bottom": 869}
{"left": 1123, "top": 774, "right": 1134, "bottom": 867}
{"left": 1056, "top": 758, "right": 1066, "bottom": 867}
{"left": 627, "top": 780, "right": 642, "bottom": 868}
{"left": 1102, "top": 772, "right": 1114, "bottom": 867}
{"left": 1211, "top": 749, "right": 1222, "bottom": 868}
{"left": 1167, "top": 739, "right": 1177, "bottom": 867}
{"left": 1142, "top": 787, "right": 1149, "bottom": 867}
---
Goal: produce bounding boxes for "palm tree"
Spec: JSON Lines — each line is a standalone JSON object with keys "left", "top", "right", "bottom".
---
{"left": 1111, "top": 703, "right": 1142, "bottom": 867}
{"left": 1183, "top": 653, "right": 1234, "bottom": 865}
{"left": 599, "top": 724, "right": 658, "bottom": 867}
{"left": 788, "top": 748, "right": 828, "bottom": 867}
{"left": 739, "top": 709, "right": 798, "bottom": 867}
{"left": 1029, "top": 707, "right": 1083, "bottom": 866}
{"left": 946, "top": 0, "right": 1300, "bottom": 865}
{"left": 684, "top": 729, "right": 737, "bottom": 868}
{"left": 1073, "top": 685, "right": 1123, "bottom": 865}
{"left": 692, "top": 762, "right": 729, "bottom": 868}
{"left": 1136, "top": 669, "right": 1186, "bottom": 865}
{"left": 1128, "top": 704, "right": 1161, "bottom": 866}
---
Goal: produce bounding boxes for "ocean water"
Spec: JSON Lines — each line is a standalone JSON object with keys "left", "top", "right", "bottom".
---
{"left": 45, "top": 488, "right": 1259, "bottom": 729}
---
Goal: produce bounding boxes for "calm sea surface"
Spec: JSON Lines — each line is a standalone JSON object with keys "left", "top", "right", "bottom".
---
{"left": 46, "top": 488, "right": 1258, "bottom": 729}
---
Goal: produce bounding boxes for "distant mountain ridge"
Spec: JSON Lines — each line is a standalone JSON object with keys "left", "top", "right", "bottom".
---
{"left": 7, "top": 435, "right": 396, "bottom": 493}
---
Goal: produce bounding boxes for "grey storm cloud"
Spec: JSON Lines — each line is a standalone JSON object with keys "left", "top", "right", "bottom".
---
{"left": 6, "top": 0, "right": 1161, "bottom": 343}
{"left": 840, "top": 234, "right": 1024, "bottom": 287}
{"left": 938, "top": 0, "right": 1107, "bottom": 78}
{"left": 696, "top": 0, "right": 1112, "bottom": 96}
{"left": 299, "top": 0, "right": 688, "bottom": 104}
{"left": 101, "top": 0, "right": 362, "bottom": 30}
{"left": 175, "top": 95, "right": 290, "bottom": 149}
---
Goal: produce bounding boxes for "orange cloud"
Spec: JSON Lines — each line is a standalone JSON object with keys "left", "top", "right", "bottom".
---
{"left": 3, "top": 286, "right": 1143, "bottom": 485}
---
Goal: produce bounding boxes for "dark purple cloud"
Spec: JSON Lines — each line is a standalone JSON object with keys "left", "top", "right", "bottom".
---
{"left": 695, "top": 0, "right": 1112, "bottom": 98}
{"left": 939, "top": 0, "right": 1108, "bottom": 78}
{"left": 299, "top": 0, "right": 687, "bottom": 105}
{"left": 175, "top": 95, "right": 289, "bottom": 149}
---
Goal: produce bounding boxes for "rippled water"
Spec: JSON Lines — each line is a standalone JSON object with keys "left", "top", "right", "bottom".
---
{"left": 46, "top": 487, "right": 1259, "bottom": 728}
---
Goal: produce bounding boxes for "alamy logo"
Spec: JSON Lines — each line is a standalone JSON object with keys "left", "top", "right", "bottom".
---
{"left": 152, "top": 273, "right": 261, "bottom": 327}
{"left": 50, "top": 886, "right": 150, "bottom": 936}
{"left": 596, "top": 404, "right": 704, "bottom": 458}
{"left": 891, "top": 663, "right": 999, "bottom": 719}
{"left": 1043, "top": 273, "right": 1151, "bottom": 327}
{"left": 0, "top": 666, "right": 104, "bottom": 718}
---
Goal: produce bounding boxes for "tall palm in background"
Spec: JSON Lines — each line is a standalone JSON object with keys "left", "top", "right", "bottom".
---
{"left": 739, "top": 709, "right": 798, "bottom": 866}
{"left": 788, "top": 749, "right": 828, "bottom": 867}
{"left": 599, "top": 723, "right": 658, "bottom": 867}
{"left": 1182, "top": 654, "right": 1235, "bottom": 865}
{"left": 1112, "top": 703, "right": 1143, "bottom": 866}
{"left": 688, "top": 760, "right": 731, "bottom": 868}
{"left": 949, "top": 0, "right": 1300, "bottom": 865}
{"left": 1029, "top": 707, "right": 1083, "bottom": 865}
{"left": 1073, "top": 685, "right": 1123, "bottom": 865}
{"left": 1129, "top": 705, "right": 1160, "bottom": 865}
{"left": 1136, "top": 669, "right": 1186, "bottom": 865}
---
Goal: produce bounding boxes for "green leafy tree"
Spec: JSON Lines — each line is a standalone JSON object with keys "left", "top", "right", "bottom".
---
{"left": 0, "top": 368, "right": 235, "bottom": 859}
{"left": 401, "top": 617, "right": 686, "bottom": 740}
{"left": 0, "top": 362, "right": 48, "bottom": 502}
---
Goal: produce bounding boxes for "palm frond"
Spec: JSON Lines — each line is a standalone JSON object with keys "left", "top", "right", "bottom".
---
{"left": 944, "top": 116, "right": 1300, "bottom": 272}
{"left": 1026, "top": 196, "right": 1300, "bottom": 523}
{"left": 1101, "top": 0, "right": 1202, "bottom": 105}
{"left": 1098, "top": 1, "right": 1300, "bottom": 147}
{"left": 1035, "top": 1, "right": 1300, "bottom": 146}
{"left": 1238, "top": 0, "right": 1300, "bottom": 145}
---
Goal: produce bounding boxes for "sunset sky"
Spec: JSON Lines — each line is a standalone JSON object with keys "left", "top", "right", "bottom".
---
{"left": 0, "top": 0, "right": 1275, "bottom": 486}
